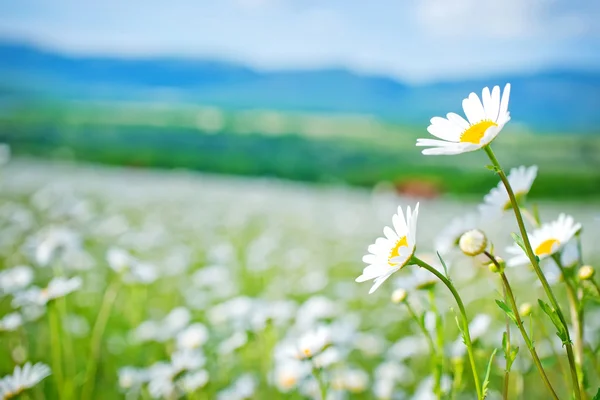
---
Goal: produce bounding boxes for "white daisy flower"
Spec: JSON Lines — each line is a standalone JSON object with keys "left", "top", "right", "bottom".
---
{"left": 0, "top": 362, "right": 51, "bottom": 399}
{"left": 356, "top": 204, "right": 419, "bottom": 294}
{"left": 176, "top": 323, "right": 209, "bottom": 350}
{"left": 506, "top": 214, "right": 581, "bottom": 267}
{"left": 417, "top": 84, "right": 511, "bottom": 155}
{"left": 0, "top": 312, "right": 23, "bottom": 332}
{"left": 294, "top": 326, "right": 330, "bottom": 360}
{"left": 0, "top": 266, "right": 34, "bottom": 296}
{"left": 479, "top": 165, "right": 538, "bottom": 219}
{"left": 179, "top": 370, "right": 209, "bottom": 393}
{"left": 273, "top": 360, "right": 310, "bottom": 392}
{"left": 118, "top": 367, "right": 147, "bottom": 391}
{"left": 12, "top": 277, "right": 82, "bottom": 307}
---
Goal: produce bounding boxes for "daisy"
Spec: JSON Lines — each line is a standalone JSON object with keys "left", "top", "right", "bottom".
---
{"left": 294, "top": 326, "right": 331, "bottom": 360}
{"left": 479, "top": 165, "right": 538, "bottom": 219}
{"left": 0, "top": 266, "right": 34, "bottom": 296}
{"left": 416, "top": 84, "right": 511, "bottom": 155}
{"left": 506, "top": 214, "right": 581, "bottom": 267}
{"left": 12, "top": 277, "right": 82, "bottom": 307}
{"left": 0, "top": 312, "right": 23, "bottom": 332}
{"left": 356, "top": 204, "right": 419, "bottom": 294}
{"left": 0, "top": 362, "right": 51, "bottom": 399}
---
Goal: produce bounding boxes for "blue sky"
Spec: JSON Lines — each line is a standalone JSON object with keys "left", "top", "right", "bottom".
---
{"left": 0, "top": 0, "right": 599, "bottom": 82}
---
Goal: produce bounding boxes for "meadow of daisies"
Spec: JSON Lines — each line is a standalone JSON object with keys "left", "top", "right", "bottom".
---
{"left": 1, "top": 84, "right": 600, "bottom": 399}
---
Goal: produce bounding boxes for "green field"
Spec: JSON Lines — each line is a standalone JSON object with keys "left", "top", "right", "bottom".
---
{"left": 1, "top": 102, "right": 600, "bottom": 199}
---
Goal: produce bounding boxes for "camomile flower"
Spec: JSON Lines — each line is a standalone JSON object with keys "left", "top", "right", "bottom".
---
{"left": 0, "top": 312, "right": 23, "bottom": 332}
{"left": 356, "top": 203, "right": 420, "bottom": 294}
{"left": 12, "top": 277, "right": 82, "bottom": 307}
{"left": 0, "top": 362, "right": 51, "bottom": 399}
{"left": 506, "top": 214, "right": 581, "bottom": 267}
{"left": 0, "top": 266, "right": 34, "bottom": 296}
{"left": 416, "top": 84, "right": 511, "bottom": 155}
{"left": 294, "top": 326, "right": 330, "bottom": 360}
{"left": 479, "top": 165, "right": 538, "bottom": 219}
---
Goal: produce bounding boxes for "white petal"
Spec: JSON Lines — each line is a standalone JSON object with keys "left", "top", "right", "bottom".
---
{"left": 481, "top": 87, "right": 495, "bottom": 121}
{"left": 368, "top": 272, "right": 395, "bottom": 294}
{"left": 462, "top": 93, "right": 485, "bottom": 124}
{"left": 383, "top": 226, "right": 398, "bottom": 241}
{"left": 490, "top": 85, "right": 501, "bottom": 122}
{"left": 416, "top": 138, "right": 456, "bottom": 147}
{"left": 427, "top": 117, "right": 461, "bottom": 141}
{"left": 446, "top": 112, "right": 469, "bottom": 131}
{"left": 498, "top": 83, "right": 511, "bottom": 123}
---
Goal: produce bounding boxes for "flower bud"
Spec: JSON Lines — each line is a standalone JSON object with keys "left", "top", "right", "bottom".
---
{"left": 519, "top": 302, "right": 532, "bottom": 317}
{"left": 391, "top": 288, "right": 408, "bottom": 304}
{"left": 578, "top": 265, "right": 595, "bottom": 281}
{"left": 459, "top": 229, "right": 487, "bottom": 256}
{"left": 488, "top": 256, "right": 505, "bottom": 273}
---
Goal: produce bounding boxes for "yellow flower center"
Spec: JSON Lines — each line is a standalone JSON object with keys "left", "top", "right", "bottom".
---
{"left": 280, "top": 374, "right": 297, "bottom": 389}
{"left": 460, "top": 120, "right": 497, "bottom": 144}
{"left": 303, "top": 348, "right": 311, "bottom": 357}
{"left": 388, "top": 236, "right": 408, "bottom": 266}
{"left": 535, "top": 238, "right": 560, "bottom": 256}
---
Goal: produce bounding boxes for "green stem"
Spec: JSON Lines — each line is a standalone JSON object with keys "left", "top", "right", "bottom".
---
{"left": 502, "top": 284, "right": 510, "bottom": 400}
{"left": 48, "top": 302, "right": 65, "bottom": 399}
{"left": 411, "top": 256, "right": 482, "bottom": 400}
{"left": 80, "top": 279, "right": 121, "bottom": 400}
{"left": 484, "top": 145, "right": 582, "bottom": 400}
{"left": 552, "top": 255, "right": 587, "bottom": 400}
{"left": 485, "top": 252, "right": 559, "bottom": 399}
{"left": 311, "top": 365, "right": 327, "bottom": 400}
{"left": 428, "top": 289, "right": 445, "bottom": 399}
{"left": 403, "top": 299, "right": 441, "bottom": 399}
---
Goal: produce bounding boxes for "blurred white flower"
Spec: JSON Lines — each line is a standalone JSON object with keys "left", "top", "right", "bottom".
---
{"left": 107, "top": 247, "right": 134, "bottom": 274}
{"left": 28, "top": 226, "right": 81, "bottom": 267}
{"left": 272, "top": 360, "right": 310, "bottom": 392}
{"left": 176, "top": 323, "right": 209, "bottom": 350}
{"left": 118, "top": 367, "right": 147, "bottom": 391}
{"left": 295, "top": 296, "right": 339, "bottom": 329}
{"left": 435, "top": 214, "right": 480, "bottom": 255}
{"left": 506, "top": 214, "right": 581, "bottom": 267}
{"left": 133, "top": 307, "right": 191, "bottom": 343}
{"left": 0, "top": 312, "right": 23, "bottom": 332}
{"left": 171, "top": 349, "right": 206, "bottom": 374}
{"left": 217, "top": 374, "right": 257, "bottom": 400}
{"left": 179, "top": 369, "right": 209, "bottom": 393}
{"left": 218, "top": 331, "right": 248, "bottom": 355}
{"left": 0, "top": 266, "right": 34, "bottom": 296}
{"left": 479, "top": 165, "right": 538, "bottom": 219}
{"left": 294, "top": 326, "right": 330, "bottom": 360}
{"left": 0, "top": 362, "right": 51, "bottom": 399}
{"left": 417, "top": 84, "right": 511, "bottom": 155}
{"left": 357, "top": 204, "right": 419, "bottom": 294}
{"left": 332, "top": 368, "right": 369, "bottom": 393}
{"left": 413, "top": 374, "right": 452, "bottom": 400}
{"left": 12, "top": 276, "right": 82, "bottom": 307}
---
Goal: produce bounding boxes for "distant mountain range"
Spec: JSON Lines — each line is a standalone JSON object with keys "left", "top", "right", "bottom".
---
{"left": 1, "top": 41, "right": 599, "bottom": 132}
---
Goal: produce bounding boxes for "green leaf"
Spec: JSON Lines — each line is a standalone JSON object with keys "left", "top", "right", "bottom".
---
{"left": 436, "top": 251, "right": 450, "bottom": 279}
{"left": 482, "top": 348, "right": 498, "bottom": 398}
{"left": 496, "top": 300, "right": 517, "bottom": 325}
{"left": 511, "top": 233, "right": 527, "bottom": 254}
{"left": 485, "top": 164, "right": 499, "bottom": 172}
{"left": 537, "top": 299, "right": 568, "bottom": 343}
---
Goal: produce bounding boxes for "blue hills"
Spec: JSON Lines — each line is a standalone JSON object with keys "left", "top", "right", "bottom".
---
{"left": 1, "top": 41, "right": 599, "bottom": 132}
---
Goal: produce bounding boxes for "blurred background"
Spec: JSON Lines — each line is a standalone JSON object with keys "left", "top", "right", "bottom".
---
{"left": 1, "top": 0, "right": 599, "bottom": 198}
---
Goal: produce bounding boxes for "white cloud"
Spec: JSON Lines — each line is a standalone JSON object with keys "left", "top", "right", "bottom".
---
{"left": 416, "top": 0, "right": 595, "bottom": 39}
